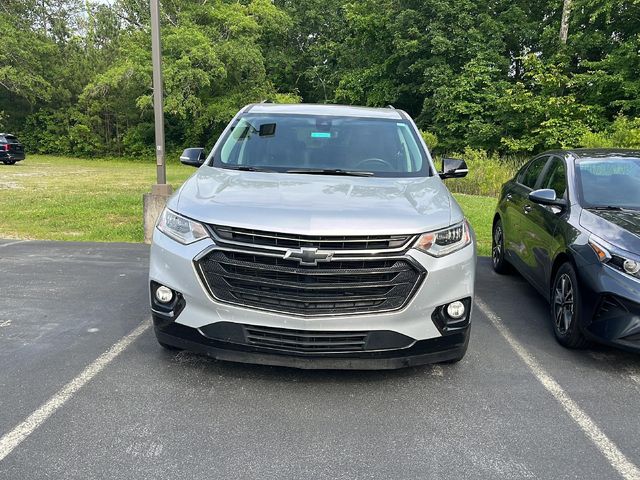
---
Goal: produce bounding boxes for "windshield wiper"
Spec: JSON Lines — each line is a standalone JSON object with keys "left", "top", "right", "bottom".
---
{"left": 589, "top": 206, "right": 639, "bottom": 212}
{"left": 285, "top": 168, "right": 374, "bottom": 177}
{"left": 223, "top": 165, "right": 275, "bottom": 172}
{"left": 590, "top": 206, "right": 624, "bottom": 211}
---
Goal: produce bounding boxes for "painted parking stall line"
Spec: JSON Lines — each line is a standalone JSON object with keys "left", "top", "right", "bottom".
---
{"left": 0, "top": 321, "right": 150, "bottom": 463}
{"left": 476, "top": 297, "right": 640, "bottom": 480}
{"left": 0, "top": 240, "right": 28, "bottom": 249}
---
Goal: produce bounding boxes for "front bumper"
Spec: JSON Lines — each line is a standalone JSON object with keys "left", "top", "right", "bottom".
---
{"left": 149, "top": 229, "right": 476, "bottom": 369}
{"left": 578, "top": 262, "right": 640, "bottom": 352}
{"left": 154, "top": 322, "right": 470, "bottom": 370}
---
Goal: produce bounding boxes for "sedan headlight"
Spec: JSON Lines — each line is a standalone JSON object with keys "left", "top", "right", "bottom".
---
{"left": 589, "top": 235, "right": 640, "bottom": 279}
{"left": 157, "top": 208, "right": 209, "bottom": 244}
{"left": 414, "top": 220, "right": 472, "bottom": 257}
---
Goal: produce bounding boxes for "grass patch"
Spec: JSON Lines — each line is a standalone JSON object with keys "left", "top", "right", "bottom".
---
{"left": 439, "top": 148, "right": 524, "bottom": 197}
{"left": 454, "top": 193, "right": 496, "bottom": 256}
{"left": 0, "top": 155, "right": 496, "bottom": 255}
{"left": 0, "top": 155, "right": 192, "bottom": 242}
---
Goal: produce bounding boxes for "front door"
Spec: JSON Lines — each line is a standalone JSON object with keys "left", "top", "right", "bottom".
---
{"left": 519, "top": 156, "right": 568, "bottom": 291}
{"left": 507, "top": 155, "right": 549, "bottom": 277}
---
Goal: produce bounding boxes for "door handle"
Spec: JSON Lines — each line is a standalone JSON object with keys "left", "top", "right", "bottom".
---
{"left": 523, "top": 204, "right": 532, "bottom": 214}
{"left": 506, "top": 193, "right": 513, "bottom": 202}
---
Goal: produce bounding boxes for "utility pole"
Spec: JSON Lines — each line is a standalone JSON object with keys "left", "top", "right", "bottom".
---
{"left": 559, "top": 0, "right": 572, "bottom": 45}
{"left": 143, "top": 0, "right": 172, "bottom": 243}
{"left": 150, "top": 0, "right": 167, "bottom": 186}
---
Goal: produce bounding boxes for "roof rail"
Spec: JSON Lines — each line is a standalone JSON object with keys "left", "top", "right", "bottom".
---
{"left": 260, "top": 99, "right": 274, "bottom": 104}
{"left": 387, "top": 105, "right": 395, "bottom": 109}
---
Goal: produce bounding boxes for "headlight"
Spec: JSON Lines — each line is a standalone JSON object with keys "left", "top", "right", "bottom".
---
{"left": 157, "top": 208, "right": 209, "bottom": 244}
{"left": 414, "top": 220, "right": 472, "bottom": 257}
{"left": 589, "top": 235, "right": 640, "bottom": 280}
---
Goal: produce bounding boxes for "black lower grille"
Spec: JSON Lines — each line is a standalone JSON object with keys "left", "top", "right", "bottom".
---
{"left": 595, "top": 295, "right": 627, "bottom": 319}
{"left": 196, "top": 249, "right": 424, "bottom": 316}
{"left": 245, "top": 325, "right": 367, "bottom": 352}
{"left": 623, "top": 333, "right": 640, "bottom": 343}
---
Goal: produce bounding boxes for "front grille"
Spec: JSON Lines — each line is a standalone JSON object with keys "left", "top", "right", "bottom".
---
{"left": 245, "top": 325, "right": 368, "bottom": 352}
{"left": 195, "top": 249, "right": 424, "bottom": 316}
{"left": 212, "top": 225, "right": 412, "bottom": 251}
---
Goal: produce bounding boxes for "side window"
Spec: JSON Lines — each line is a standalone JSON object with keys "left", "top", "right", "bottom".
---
{"left": 540, "top": 157, "right": 567, "bottom": 199}
{"left": 521, "top": 157, "right": 548, "bottom": 189}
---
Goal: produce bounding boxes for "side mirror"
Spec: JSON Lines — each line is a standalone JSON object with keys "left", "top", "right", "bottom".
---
{"left": 180, "top": 148, "right": 206, "bottom": 167}
{"left": 529, "top": 188, "right": 567, "bottom": 207}
{"left": 439, "top": 158, "right": 469, "bottom": 179}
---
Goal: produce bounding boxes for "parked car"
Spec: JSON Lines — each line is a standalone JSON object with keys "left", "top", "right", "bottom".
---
{"left": 0, "top": 133, "right": 25, "bottom": 165}
{"left": 149, "top": 103, "right": 476, "bottom": 369}
{"left": 493, "top": 149, "right": 640, "bottom": 352}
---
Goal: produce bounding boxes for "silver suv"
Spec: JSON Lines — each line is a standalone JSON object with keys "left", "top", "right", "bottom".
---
{"left": 149, "top": 103, "right": 476, "bottom": 369}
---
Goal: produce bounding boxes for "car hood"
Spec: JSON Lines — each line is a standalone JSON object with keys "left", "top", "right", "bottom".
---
{"left": 579, "top": 208, "right": 640, "bottom": 253}
{"left": 171, "top": 167, "right": 458, "bottom": 235}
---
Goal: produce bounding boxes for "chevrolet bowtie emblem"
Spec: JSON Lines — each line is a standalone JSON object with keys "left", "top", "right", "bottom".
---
{"left": 283, "top": 247, "right": 334, "bottom": 266}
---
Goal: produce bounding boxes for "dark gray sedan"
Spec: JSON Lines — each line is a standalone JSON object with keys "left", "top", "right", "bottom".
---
{"left": 492, "top": 149, "right": 640, "bottom": 352}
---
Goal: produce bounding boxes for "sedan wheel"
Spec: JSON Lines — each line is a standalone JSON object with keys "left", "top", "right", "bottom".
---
{"left": 553, "top": 274, "right": 574, "bottom": 335}
{"left": 492, "top": 219, "right": 511, "bottom": 274}
{"left": 550, "top": 263, "right": 588, "bottom": 348}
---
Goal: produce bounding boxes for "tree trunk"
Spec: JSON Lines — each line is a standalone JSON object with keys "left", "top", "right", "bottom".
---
{"left": 559, "top": 0, "right": 572, "bottom": 45}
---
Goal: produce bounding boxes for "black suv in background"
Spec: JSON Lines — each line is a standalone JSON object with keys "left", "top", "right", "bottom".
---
{"left": 0, "top": 134, "right": 25, "bottom": 165}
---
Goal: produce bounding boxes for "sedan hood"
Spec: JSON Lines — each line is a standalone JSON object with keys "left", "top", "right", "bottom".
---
{"left": 580, "top": 208, "right": 640, "bottom": 253}
{"left": 171, "top": 167, "right": 458, "bottom": 235}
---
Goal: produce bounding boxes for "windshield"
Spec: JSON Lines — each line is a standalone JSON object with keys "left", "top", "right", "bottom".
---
{"left": 576, "top": 157, "right": 640, "bottom": 210}
{"left": 212, "top": 114, "right": 431, "bottom": 177}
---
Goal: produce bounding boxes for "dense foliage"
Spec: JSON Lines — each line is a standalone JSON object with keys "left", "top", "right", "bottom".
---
{"left": 1, "top": 0, "right": 639, "bottom": 157}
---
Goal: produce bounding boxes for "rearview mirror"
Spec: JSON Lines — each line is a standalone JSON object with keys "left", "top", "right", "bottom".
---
{"left": 439, "top": 158, "right": 469, "bottom": 179}
{"left": 180, "top": 148, "right": 206, "bottom": 167}
{"left": 529, "top": 189, "right": 566, "bottom": 207}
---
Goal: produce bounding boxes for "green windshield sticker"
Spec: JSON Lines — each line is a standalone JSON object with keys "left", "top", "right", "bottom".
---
{"left": 311, "top": 132, "right": 331, "bottom": 138}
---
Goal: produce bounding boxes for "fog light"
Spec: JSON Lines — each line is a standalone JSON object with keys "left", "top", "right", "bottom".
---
{"left": 446, "top": 301, "right": 466, "bottom": 319}
{"left": 155, "top": 285, "right": 174, "bottom": 304}
{"left": 623, "top": 259, "right": 640, "bottom": 276}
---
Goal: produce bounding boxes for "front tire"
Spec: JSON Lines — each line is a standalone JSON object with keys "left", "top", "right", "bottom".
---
{"left": 492, "top": 219, "right": 511, "bottom": 274}
{"left": 551, "top": 263, "right": 589, "bottom": 349}
{"left": 3, "top": 160, "right": 16, "bottom": 165}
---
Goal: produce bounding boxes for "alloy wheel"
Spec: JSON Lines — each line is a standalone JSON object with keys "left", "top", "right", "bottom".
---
{"left": 553, "top": 273, "right": 574, "bottom": 335}
{"left": 492, "top": 224, "right": 503, "bottom": 267}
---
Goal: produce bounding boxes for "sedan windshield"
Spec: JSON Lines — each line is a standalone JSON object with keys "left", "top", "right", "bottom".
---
{"left": 213, "top": 114, "right": 430, "bottom": 177}
{"left": 576, "top": 157, "right": 640, "bottom": 210}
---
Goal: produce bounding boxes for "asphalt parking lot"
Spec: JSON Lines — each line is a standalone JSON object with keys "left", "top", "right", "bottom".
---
{"left": 0, "top": 240, "right": 639, "bottom": 479}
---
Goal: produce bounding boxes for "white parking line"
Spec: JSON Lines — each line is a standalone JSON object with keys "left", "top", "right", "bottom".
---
{"left": 476, "top": 297, "right": 640, "bottom": 480}
{"left": 0, "top": 240, "right": 28, "bottom": 249}
{"left": 0, "top": 320, "right": 150, "bottom": 463}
